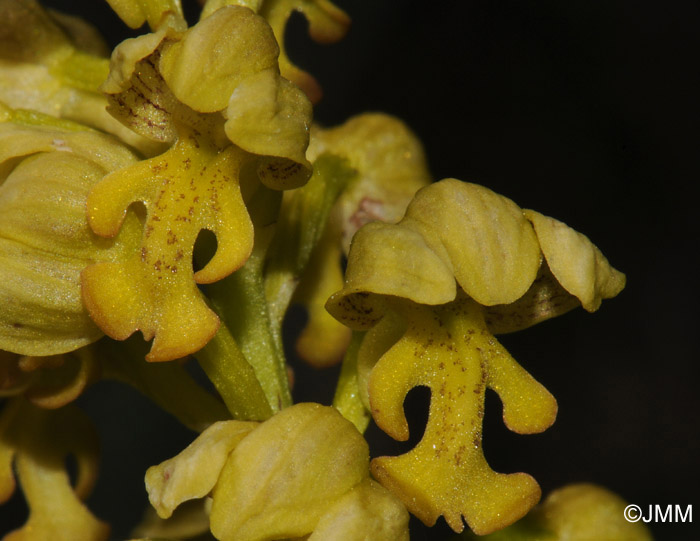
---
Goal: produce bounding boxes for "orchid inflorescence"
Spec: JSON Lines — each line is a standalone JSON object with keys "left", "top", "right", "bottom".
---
{"left": 0, "top": 1, "right": 651, "bottom": 540}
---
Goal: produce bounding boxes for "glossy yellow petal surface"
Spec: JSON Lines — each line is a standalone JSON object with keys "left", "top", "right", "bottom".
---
{"left": 308, "top": 479, "right": 410, "bottom": 541}
{"left": 210, "top": 403, "right": 369, "bottom": 541}
{"left": 145, "top": 420, "right": 257, "bottom": 518}
{"left": 82, "top": 128, "right": 254, "bottom": 361}
{"left": 524, "top": 209, "right": 626, "bottom": 312}
{"left": 0, "top": 399, "right": 108, "bottom": 541}
{"left": 369, "top": 297, "right": 557, "bottom": 535}
{"left": 0, "top": 117, "right": 141, "bottom": 356}
{"left": 404, "top": 179, "right": 542, "bottom": 306}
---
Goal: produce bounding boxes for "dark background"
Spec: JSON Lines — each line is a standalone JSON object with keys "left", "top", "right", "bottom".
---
{"left": 3, "top": 1, "right": 699, "bottom": 539}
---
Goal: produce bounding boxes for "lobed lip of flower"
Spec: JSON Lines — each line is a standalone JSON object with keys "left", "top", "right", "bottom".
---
{"left": 78, "top": 4, "right": 318, "bottom": 362}
{"left": 326, "top": 177, "right": 626, "bottom": 331}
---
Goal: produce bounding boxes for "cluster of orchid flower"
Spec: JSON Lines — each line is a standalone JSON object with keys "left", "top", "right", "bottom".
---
{"left": 0, "top": 0, "right": 652, "bottom": 540}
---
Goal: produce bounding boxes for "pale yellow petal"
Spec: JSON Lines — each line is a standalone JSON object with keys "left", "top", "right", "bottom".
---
{"left": 369, "top": 298, "right": 554, "bottom": 535}
{"left": 210, "top": 403, "right": 369, "bottom": 541}
{"left": 1, "top": 399, "right": 107, "bottom": 541}
{"left": 524, "top": 209, "right": 626, "bottom": 312}
{"left": 0, "top": 120, "right": 141, "bottom": 356}
{"left": 83, "top": 130, "right": 253, "bottom": 361}
{"left": 308, "top": 479, "right": 409, "bottom": 541}
{"left": 405, "top": 179, "right": 542, "bottom": 306}
{"left": 159, "top": 6, "right": 278, "bottom": 113}
{"left": 326, "top": 221, "right": 456, "bottom": 329}
{"left": 145, "top": 420, "right": 257, "bottom": 518}
{"left": 259, "top": 0, "right": 350, "bottom": 103}
{"left": 224, "top": 69, "right": 312, "bottom": 189}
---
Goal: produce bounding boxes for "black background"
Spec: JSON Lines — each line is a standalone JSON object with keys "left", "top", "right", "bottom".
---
{"left": 2, "top": 1, "right": 699, "bottom": 539}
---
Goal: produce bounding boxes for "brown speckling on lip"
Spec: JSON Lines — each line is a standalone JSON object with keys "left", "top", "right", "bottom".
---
{"left": 82, "top": 127, "right": 253, "bottom": 362}
{"left": 368, "top": 297, "right": 556, "bottom": 534}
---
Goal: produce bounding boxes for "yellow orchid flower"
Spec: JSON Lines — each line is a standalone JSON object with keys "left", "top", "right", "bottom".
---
{"left": 82, "top": 5, "right": 313, "bottom": 362}
{"left": 0, "top": 107, "right": 141, "bottom": 356}
{"left": 0, "top": 398, "right": 108, "bottom": 541}
{"left": 326, "top": 178, "right": 625, "bottom": 535}
{"left": 144, "top": 403, "right": 409, "bottom": 540}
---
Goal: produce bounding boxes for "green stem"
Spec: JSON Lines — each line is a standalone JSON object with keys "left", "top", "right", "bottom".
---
{"left": 207, "top": 226, "right": 292, "bottom": 413}
{"left": 332, "top": 331, "right": 370, "bottom": 433}
{"left": 194, "top": 323, "right": 273, "bottom": 421}
{"left": 100, "top": 340, "right": 230, "bottom": 432}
